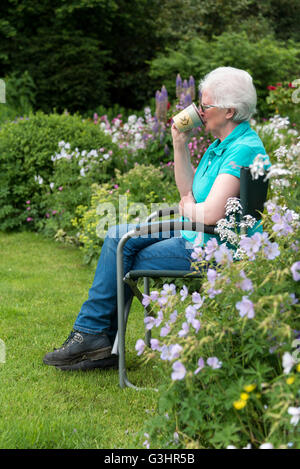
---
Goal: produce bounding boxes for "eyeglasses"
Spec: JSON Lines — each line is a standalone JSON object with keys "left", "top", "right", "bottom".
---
{"left": 199, "top": 103, "right": 219, "bottom": 113}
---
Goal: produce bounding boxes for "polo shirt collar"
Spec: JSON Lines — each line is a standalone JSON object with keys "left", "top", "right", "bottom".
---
{"left": 209, "top": 121, "right": 250, "bottom": 157}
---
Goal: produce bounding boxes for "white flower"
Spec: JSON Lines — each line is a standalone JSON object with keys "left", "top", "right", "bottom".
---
{"left": 249, "top": 154, "right": 270, "bottom": 180}
{"left": 225, "top": 197, "right": 243, "bottom": 216}
{"left": 288, "top": 407, "right": 300, "bottom": 426}
{"left": 282, "top": 352, "right": 296, "bottom": 374}
{"left": 128, "top": 115, "right": 137, "bottom": 125}
{"left": 34, "top": 175, "right": 43, "bottom": 185}
{"left": 259, "top": 443, "right": 274, "bottom": 449}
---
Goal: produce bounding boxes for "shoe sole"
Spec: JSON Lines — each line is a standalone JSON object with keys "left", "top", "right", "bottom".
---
{"left": 43, "top": 346, "right": 112, "bottom": 366}
{"left": 56, "top": 355, "right": 118, "bottom": 371}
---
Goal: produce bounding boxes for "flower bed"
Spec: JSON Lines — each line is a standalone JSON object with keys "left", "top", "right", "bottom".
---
{"left": 134, "top": 117, "right": 300, "bottom": 450}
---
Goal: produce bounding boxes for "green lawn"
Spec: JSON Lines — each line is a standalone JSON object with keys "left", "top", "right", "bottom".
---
{"left": 0, "top": 232, "right": 162, "bottom": 449}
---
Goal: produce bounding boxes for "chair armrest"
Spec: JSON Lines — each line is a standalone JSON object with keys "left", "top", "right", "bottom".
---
{"left": 134, "top": 219, "right": 217, "bottom": 236}
{"left": 146, "top": 205, "right": 179, "bottom": 222}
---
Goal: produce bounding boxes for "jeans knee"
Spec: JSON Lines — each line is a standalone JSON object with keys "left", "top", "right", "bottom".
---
{"left": 106, "top": 223, "right": 133, "bottom": 240}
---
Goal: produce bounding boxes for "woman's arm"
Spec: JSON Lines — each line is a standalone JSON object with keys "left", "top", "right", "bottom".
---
{"left": 171, "top": 124, "right": 195, "bottom": 198}
{"left": 179, "top": 173, "right": 240, "bottom": 226}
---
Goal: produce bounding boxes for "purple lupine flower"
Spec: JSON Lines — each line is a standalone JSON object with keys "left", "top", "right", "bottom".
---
{"left": 171, "top": 361, "right": 186, "bottom": 381}
{"left": 207, "top": 357, "right": 222, "bottom": 369}
{"left": 189, "top": 76, "right": 195, "bottom": 87}
{"left": 184, "top": 93, "right": 192, "bottom": 106}
{"left": 135, "top": 339, "right": 146, "bottom": 356}
{"left": 194, "top": 357, "right": 205, "bottom": 375}
{"left": 291, "top": 261, "right": 300, "bottom": 281}
{"left": 176, "top": 73, "right": 182, "bottom": 89}
{"left": 236, "top": 296, "right": 255, "bottom": 319}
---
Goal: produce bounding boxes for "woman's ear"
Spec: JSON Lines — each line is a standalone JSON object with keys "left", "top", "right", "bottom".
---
{"left": 225, "top": 107, "right": 236, "bottom": 120}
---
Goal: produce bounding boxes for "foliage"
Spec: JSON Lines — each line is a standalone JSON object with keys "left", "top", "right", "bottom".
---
{"left": 135, "top": 120, "right": 300, "bottom": 449}
{"left": 266, "top": 81, "right": 300, "bottom": 126}
{"left": 0, "top": 71, "right": 36, "bottom": 124}
{"left": 0, "top": 0, "right": 167, "bottom": 112}
{"left": 149, "top": 32, "right": 300, "bottom": 116}
{"left": 0, "top": 111, "right": 122, "bottom": 231}
{"left": 1, "top": 1, "right": 299, "bottom": 112}
{"left": 71, "top": 164, "right": 179, "bottom": 264}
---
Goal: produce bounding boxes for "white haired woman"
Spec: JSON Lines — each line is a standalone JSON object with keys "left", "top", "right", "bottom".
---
{"left": 177, "top": 66, "right": 266, "bottom": 245}
{"left": 43, "top": 67, "right": 267, "bottom": 371}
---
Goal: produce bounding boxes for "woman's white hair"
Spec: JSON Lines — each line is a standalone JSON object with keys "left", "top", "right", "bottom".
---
{"left": 199, "top": 67, "right": 257, "bottom": 122}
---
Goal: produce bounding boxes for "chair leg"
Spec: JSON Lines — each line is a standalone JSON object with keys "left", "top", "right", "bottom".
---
{"left": 116, "top": 298, "right": 133, "bottom": 388}
{"left": 144, "top": 277, "right": 151, "bottom": 347}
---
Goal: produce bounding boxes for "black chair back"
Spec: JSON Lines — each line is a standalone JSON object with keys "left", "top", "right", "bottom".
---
{"left": 240, "top": 167, "right": 269, "bottom": 220}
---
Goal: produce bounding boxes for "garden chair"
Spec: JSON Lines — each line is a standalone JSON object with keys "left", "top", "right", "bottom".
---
{"left": 112, "top": 167, "right": 269, "bottom": 389}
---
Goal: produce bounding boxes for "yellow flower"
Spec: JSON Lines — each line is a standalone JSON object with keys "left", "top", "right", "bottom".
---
{"left": 286, "top": 376, "right": 295, "bottom": 385}
{"left": 240, "top": 392, "right": 250, "bottom": 401}
{"left": 297, "top": 364, "right": 300, "bottom": 373}
{"left": 233, "top": 399, "right": 247, "bottom": 410}
{"left": 243, "top": 384, "right": 256, "bottom": 393}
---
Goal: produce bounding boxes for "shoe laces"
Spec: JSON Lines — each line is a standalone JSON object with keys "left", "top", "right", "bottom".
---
{"left": 55, "top": 331, "right": 83, "bottom": 351}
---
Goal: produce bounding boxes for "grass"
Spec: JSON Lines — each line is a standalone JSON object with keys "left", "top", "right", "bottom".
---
{"left": 0, "top": 231, "right": 163, "bottom": 449}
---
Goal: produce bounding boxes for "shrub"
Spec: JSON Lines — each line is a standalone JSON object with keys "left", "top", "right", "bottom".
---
{"left": 72, "top": 164, "right": 179, "bottom": 264}
{"left": 0, "top": 111, "right": 124, "bottom": 231}
{"left": 266, "top": 81, "right": 300, "bottom": 126}
{"left": 149, "top": 32, "right": 300, "bottom": 116}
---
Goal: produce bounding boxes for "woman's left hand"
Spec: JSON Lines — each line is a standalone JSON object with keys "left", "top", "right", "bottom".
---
{"left": 179, "top": 191, "right": 196, "bottom": 218}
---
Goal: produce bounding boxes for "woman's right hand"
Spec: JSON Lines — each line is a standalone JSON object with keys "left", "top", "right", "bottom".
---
{"left": 171, "top": 123, "right": 192, "bottom": 148}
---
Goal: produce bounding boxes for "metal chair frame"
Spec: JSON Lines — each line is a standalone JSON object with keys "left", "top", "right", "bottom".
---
{"left": 112, "top": 167, "right": 269, "bottom": 389}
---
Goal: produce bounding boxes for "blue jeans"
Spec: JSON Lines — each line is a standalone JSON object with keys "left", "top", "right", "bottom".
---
{"left": 74, "top": 222, "right": 194, "bottom": 342}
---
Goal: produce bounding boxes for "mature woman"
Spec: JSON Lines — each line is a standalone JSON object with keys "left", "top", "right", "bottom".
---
{"left": 43, "top": 66, "right": 266, "bottom": 371}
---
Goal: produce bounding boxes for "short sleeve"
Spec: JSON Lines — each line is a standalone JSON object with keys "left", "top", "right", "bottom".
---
{"left": 218, "top": 144, "right": 262, "bottom": 179}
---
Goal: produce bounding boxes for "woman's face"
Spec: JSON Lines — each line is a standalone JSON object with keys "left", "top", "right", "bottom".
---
{"left": 199, "top": 89, "right": 232, "bottom": 136}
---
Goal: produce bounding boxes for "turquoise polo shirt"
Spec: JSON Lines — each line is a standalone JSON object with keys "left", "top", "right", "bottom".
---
{"left": 181, "top": 121, "right": 269, "bottom": 246}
